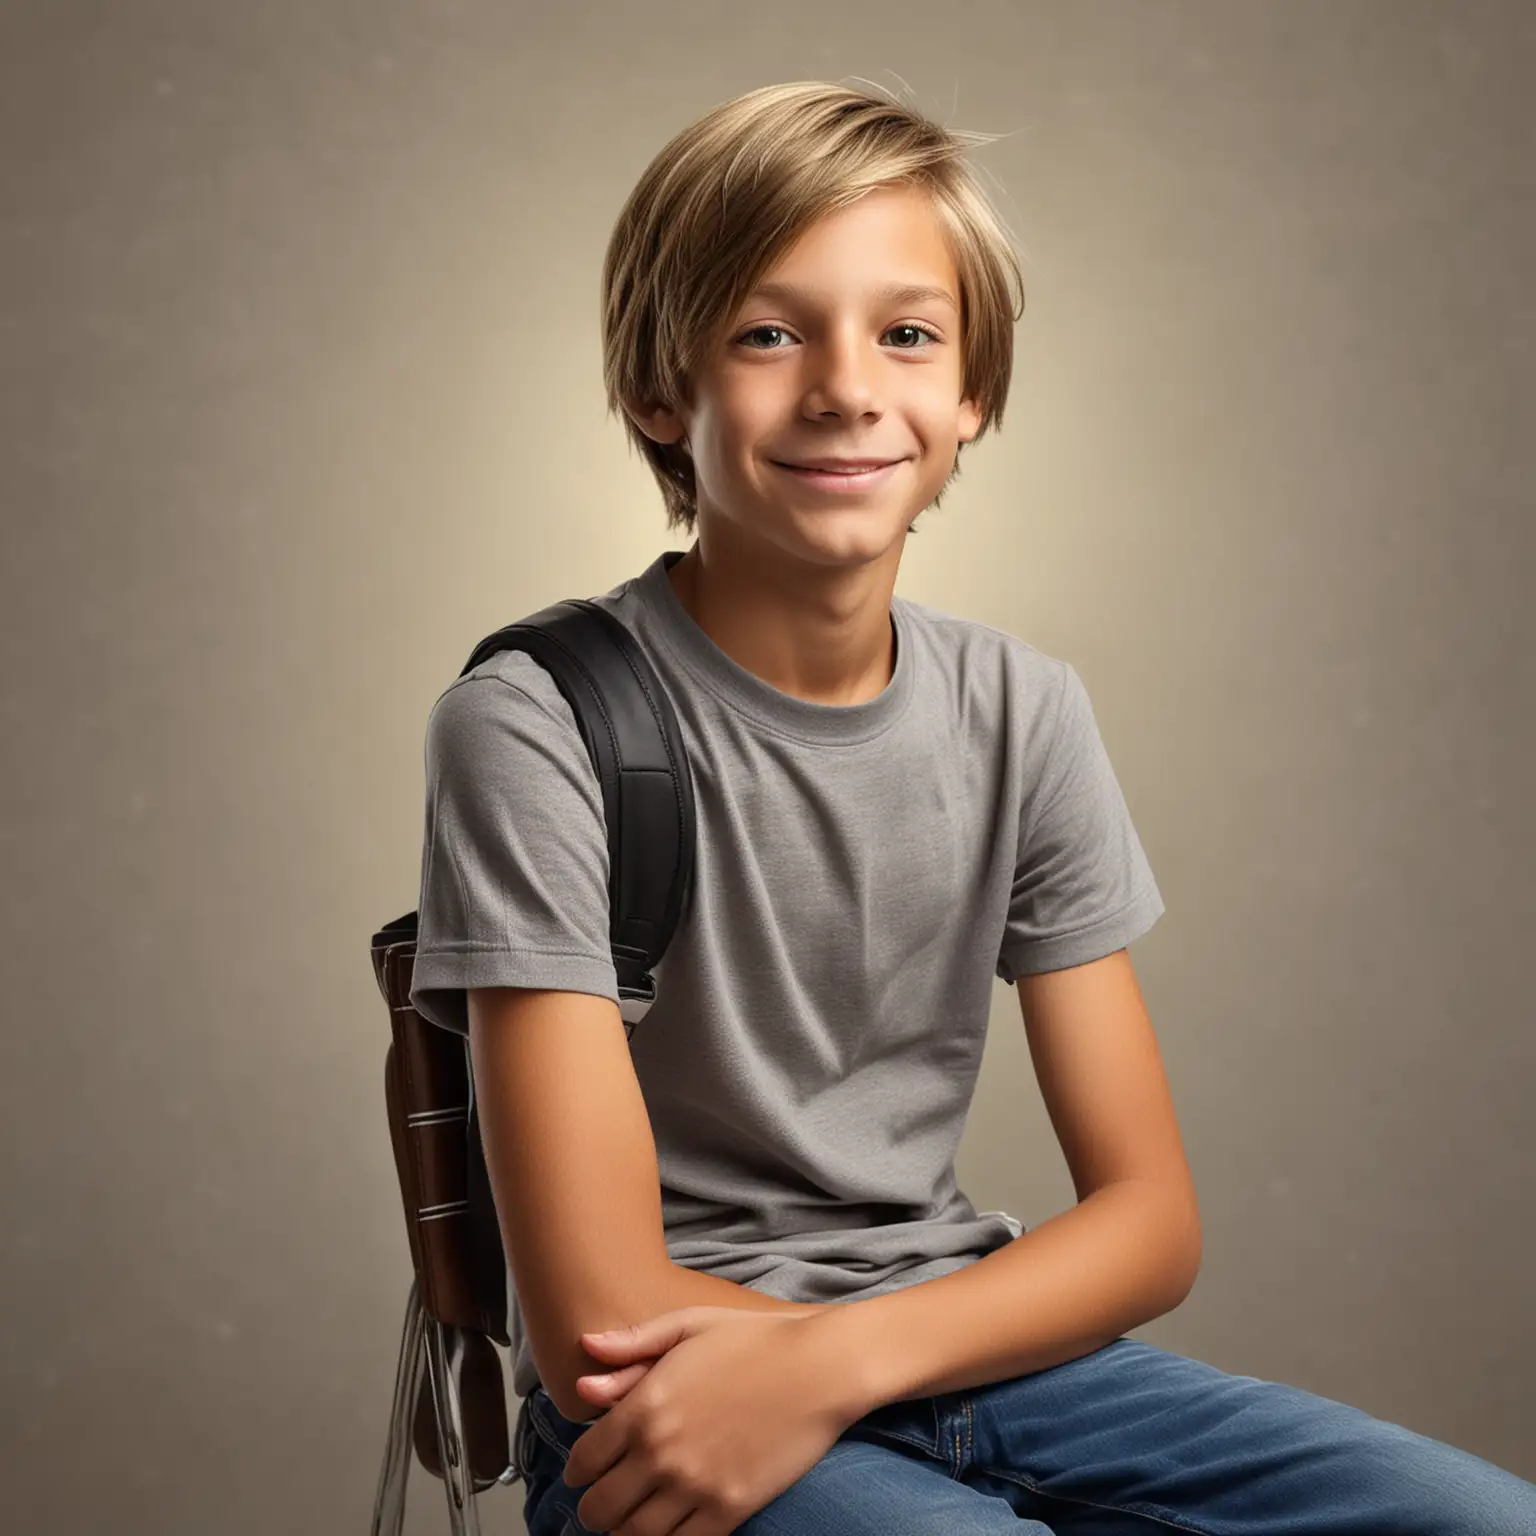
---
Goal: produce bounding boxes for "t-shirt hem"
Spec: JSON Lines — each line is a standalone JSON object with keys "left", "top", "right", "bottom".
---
{"left": 409, "top": 949, "right": 619, "bottom": 1034}
{"left": 997, "top": 882, "right": 1166, "bottom": 980}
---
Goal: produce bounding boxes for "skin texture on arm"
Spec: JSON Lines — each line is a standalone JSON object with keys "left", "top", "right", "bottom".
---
{"left": 467, "top": 986, "right": 826, "bottom": 1423}
{"left": 810, "top": 948, "right": 1203, "bottom": 1419}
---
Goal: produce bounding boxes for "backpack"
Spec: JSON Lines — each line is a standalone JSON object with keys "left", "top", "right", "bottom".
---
{"left": 368, "top": 596, "right": 696, "bottom": 1532}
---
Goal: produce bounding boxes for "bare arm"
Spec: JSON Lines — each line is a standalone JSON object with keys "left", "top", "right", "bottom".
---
{"left": 468, "top": 986, "right": 827, "bottom": 1422}
{"left": 811, "top": 949, "right": 1201, "bottom": 1418}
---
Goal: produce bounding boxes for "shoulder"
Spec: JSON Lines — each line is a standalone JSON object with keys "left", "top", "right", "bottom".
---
{"left": 896, "top": 593, "right": 1073, "bottom": 720}
{"left": 423, "top": 575, "right": 661, "bottom": 764}
{"left": 423, "top": 647, "right": 592, "bottom": 781}
{"left": 429, "top": 646, "right": 581, "bottom": 731}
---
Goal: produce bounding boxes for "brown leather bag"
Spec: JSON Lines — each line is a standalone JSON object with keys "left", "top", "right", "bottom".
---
{"left": 369, "top": 598, "right": 697, "bottom": 1536}
{"left": 370, "top": 919, "right": 522, "bottom": 1536}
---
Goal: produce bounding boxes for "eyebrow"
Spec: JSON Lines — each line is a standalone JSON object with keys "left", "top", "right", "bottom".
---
{"left": 745, "top": 280, "right": 959, "bottom": 316}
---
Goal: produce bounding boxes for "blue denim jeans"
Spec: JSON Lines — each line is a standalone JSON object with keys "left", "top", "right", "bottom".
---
{"left": 512, "top": 1334, "right": 1536, "bottom": 1534}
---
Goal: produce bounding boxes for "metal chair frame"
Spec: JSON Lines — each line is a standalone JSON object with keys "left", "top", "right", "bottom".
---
{"left": 372, "top": 1277, "right": 524, "bottom": 1536}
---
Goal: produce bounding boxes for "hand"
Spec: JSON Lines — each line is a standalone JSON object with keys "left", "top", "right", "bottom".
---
{"left": 562, "top": 1306, "right": 854, "bottom": 1535}
{"left": 574, "top": 1351, "right": 657, "bottom": 1406}
{"left": 574, "top": 1302, "right": 833, "bottom": 1410}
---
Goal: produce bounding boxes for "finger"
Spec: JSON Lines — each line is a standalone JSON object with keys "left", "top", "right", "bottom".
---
{"left": 582, "top": 1332, "right": 666, "bottom": 1362}
{"left": 582, "top": 1308, "right": 700, "bottom": 1358}
{"left": 577, "top": 1356, "right": 649, "bottom": 1384}
{"left": 589, "top": 1484, "right": 698, "bottom": 1536}
{"left": 575, "top": 1360, "right": 648, "bottom": 1399}
{"left": 580, "top": 1326, "right": 639, "bottom": 1353}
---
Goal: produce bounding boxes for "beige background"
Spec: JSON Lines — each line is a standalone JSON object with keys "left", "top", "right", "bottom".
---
{"left": 2, "top": 3, "right": 1532, "bottom": 1532}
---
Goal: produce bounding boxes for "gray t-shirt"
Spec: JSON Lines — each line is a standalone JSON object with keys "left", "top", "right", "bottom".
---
{"left": 410, "top": 549, "right": 1165, "bottom": 1401}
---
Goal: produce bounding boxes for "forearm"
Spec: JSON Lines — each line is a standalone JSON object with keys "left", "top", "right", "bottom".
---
{"left": 815, "top": 1179, "right": 1201, "bottom": 1421}
{"left": 645, "top": 1260, "right": 832, "bottom": 1319}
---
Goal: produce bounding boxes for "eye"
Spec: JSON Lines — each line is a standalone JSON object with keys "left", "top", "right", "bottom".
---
{"left": 885, "top": 323, "right": 941, "bottom": 349}
{"left": 733, "top": 322, "right": 943, "bottom": 350}
{"left": 736, "top": 324, "right": 793, "bottom": 350}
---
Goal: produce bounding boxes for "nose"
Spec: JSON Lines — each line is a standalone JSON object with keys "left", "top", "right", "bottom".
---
{"left": 801, "top": 325, "right": 881, "bottom": 420}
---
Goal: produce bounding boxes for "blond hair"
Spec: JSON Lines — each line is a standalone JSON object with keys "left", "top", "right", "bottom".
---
{"left": 600, "top": 80, "right": 1026, "bottom": 535}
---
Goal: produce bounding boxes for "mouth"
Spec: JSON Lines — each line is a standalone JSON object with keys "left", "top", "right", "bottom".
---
{"left": 770, "top": 460, "right": 905, "bottom": 491}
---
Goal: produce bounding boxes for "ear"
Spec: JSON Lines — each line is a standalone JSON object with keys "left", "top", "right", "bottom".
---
{"left": 957, "top": 394, "right": 983, "bottom": 446}
{"left": 625, "top": 396, "right": 690, "bottom": 452}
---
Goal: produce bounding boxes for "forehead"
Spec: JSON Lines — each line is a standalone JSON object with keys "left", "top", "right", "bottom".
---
{"left": 744, "top": 185, "right": 960, "bottom": 308}
{"left": 747, "top": 279, "right": 959, "bottom": 316}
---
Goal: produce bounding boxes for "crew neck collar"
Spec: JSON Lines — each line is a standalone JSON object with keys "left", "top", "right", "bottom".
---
{"left": 634, "top": 550, "right": 914, "bottom": 746}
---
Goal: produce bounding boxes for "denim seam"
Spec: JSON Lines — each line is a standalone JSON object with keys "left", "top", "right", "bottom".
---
{"left": 975, "top": 1464, "right": 1219, "bottom": 1536}
{"left": 527, "top": 1399, "right": 574, "bottom": 1464}
{"left": 513, "top": 1397, "right": 537, "bottom": 1484}
{"left": 848, "top": 1425, "right": 934, "bottom": 1454}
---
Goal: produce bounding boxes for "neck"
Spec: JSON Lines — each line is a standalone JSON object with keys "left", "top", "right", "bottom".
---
{"left": 665, "top": 535, "right": 898, "bottom": 707}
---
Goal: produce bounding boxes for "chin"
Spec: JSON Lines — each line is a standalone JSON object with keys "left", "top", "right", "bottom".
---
{"left": 782, "top": 514, "right": 913, "bottom": 565}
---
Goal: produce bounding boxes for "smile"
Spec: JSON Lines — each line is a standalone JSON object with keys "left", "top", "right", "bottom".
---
{"left": 771, "top": 461, "right": 904, "bottom": 491}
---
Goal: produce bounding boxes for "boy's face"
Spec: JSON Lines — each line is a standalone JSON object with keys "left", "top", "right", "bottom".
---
{"left": 634, "top": 184, "right": 983, "bottom": 574}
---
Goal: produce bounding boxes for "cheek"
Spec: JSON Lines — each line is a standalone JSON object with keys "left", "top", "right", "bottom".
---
{"left": 714, "top": 416, "right": 779, "bottom": 470}
{"left": 916, "top": 392, "right": 972, "bottom": 443}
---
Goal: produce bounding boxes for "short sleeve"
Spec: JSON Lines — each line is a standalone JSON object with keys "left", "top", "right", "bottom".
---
{"left": 408, "top": 652, "right": 619, "bottom": 1037}
{"left": 995, "top": 660, "right": 1165, "bottom": 981}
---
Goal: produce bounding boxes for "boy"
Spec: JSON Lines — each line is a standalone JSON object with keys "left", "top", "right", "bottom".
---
{"left": 410, "top": 81, "right": 1536, "bottom": 1536}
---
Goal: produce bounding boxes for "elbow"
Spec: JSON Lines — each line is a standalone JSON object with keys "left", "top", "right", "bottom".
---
{"left": 1136, "top": 1176, "right": 1203, "bottom": 1311}
{"left": 542, "top": 1369, "right": 595, "bottom": 1428}
{"left": 549, "top": 1381, "right": 598, "bottom": 1427}
{"left": 1168, "top": 1189, "right": 1204, "bottom": 1305}
{"left": 1171, "top": 1237, "right": 1202, "bottom": 1310}
{"left": 521, "top": 1321, "right": 606, "bottom": 1424}
{"left": 538, "top": 1276, "right": 675, "bottom": 1424}
{"left": 540, "top": 1333, "right": 613, "bottom": 1426}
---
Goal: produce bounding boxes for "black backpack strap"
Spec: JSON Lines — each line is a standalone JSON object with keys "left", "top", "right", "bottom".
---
{"left": 458, "top": 597, "right": 697, "bottom": 1033}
